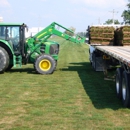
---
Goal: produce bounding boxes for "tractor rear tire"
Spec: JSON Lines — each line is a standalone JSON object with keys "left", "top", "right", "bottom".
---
{"left": 6, "top": 64, "right": 13, "bottom": 71}
{"left": 0, "top": 46, "right": 9, "bottom": 73}
{"left": 34, "top": 54, "right": 56, "bottom": 74}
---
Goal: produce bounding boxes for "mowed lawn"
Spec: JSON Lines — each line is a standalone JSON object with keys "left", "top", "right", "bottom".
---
{"left": 0, "top": 38, "right": 130, "bottom": 130}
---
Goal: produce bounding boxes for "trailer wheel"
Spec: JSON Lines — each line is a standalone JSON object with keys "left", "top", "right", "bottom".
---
{"left": 122, "top": 71, "right": 130, "bottom": 108}
{"left": 0, "top": 46, "right": 9, "bottom": 73}
{"left": 116, "top": 68, "right": 123, "bottom": 99}
{"left": 34, "top": 54, "right": 56, "bottom": 74}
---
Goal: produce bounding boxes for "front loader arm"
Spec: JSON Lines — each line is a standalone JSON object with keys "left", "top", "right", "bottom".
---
{"left": 26, "top": 22, "right": 85, "bottom": 55}
{"left": 34, "top": 22, "right": 85, "bottom": 43}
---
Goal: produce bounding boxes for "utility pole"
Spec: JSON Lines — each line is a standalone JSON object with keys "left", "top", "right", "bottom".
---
{"left": 109, "top": 9, "right": 118, "bottom": 24}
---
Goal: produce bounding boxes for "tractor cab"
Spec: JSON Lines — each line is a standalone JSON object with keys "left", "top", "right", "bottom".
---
{"left": 0, "top": 23, "right": 27, "bottom": 57}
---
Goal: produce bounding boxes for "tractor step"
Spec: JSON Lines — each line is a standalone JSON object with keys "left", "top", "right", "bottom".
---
{"left": 13, "top": 55, "right": 22, "bottom": 67}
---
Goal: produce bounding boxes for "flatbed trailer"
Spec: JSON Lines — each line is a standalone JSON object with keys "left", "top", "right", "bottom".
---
{"left": 95, "top": 46, "right": 130, "bottom": 67}
{"left": 89, "top": 45, "right": 130, "bottom": 108}
{"left": 88, "top": 24, "right": 130, "bottom": 108}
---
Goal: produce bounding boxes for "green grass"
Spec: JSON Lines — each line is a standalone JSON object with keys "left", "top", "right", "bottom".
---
{"left": 0, "top": 38, "right": 130, "bottom": 130}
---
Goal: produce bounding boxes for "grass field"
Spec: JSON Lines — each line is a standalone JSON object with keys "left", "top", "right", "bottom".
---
{"left": 0, "top": 38, "right": 130, "bottom": 130}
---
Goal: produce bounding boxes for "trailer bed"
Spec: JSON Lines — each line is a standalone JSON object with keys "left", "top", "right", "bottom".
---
{"left": 95, "top": 46, "right": 130, "bottom": 67}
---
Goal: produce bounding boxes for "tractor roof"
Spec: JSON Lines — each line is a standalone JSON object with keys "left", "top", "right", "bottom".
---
{"left": 0, "top": 23, "right": 26, "bottom": 26}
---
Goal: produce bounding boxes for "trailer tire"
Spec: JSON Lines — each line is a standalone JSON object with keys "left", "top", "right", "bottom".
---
{"left": 0, "top": 46, "right": 9, "bottom": 73}
{"left": 116, "top": 68, "right": 123, "bottom": 99}
{"left": 34, "top": 54, "right": 56, "bottom": 74}
{"left": 122, "top": 71, "right": 130, "bottom": 108}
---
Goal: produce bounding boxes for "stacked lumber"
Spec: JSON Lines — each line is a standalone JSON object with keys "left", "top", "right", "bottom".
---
{"left": 115, "top": 26, "right": 130, "bottom": 46}
{"left": 89, "top": 26, "right": 115, "bottom": 45}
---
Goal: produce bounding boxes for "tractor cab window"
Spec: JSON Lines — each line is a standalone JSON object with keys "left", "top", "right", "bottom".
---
{"left": 9, "top": 27, "right": 20, "bottom": 51}
{"left": 0, "top": 26, "right": 20, "bottom": 53}
{"left": 0, "top": 26, "right": 6, "bottom": 39}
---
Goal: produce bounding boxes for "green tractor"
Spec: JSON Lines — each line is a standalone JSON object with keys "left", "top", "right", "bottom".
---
{"left": 0, "top": 22, "right": 85, "bottom": 74}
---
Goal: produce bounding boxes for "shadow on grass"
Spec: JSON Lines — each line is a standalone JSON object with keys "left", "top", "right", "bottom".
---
{"left": 61, "top": 62, "right": 123, "bottom": 110}
{"left": 7, "top": 68, "right": 36, "bottom": 74}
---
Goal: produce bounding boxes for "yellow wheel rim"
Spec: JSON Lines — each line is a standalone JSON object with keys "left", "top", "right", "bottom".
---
{"left": 39, "top": 59, "right": 51, "bottom": 71}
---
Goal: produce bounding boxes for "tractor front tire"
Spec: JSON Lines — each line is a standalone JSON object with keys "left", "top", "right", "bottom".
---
{"left": 34, "top": 54, "right": 56, "bottom": 74}
{"left": 0, "top": 46, "right": 9, "bottom": 73}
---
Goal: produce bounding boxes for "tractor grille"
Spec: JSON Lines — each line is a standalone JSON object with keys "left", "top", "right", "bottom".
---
{"left": 50, "top": 44, "right": 59, "bottom": 55}
{"left": 40, "top": 44, "right": 46, "bottom": 53}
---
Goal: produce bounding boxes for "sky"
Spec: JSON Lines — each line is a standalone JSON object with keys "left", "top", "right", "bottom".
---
{"left": 0, "top": 0, "right": 128, "bottom": 32}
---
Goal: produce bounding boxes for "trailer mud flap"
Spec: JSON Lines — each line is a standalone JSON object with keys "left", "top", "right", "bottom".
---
{"left": 92, "top": 53, "right": 107, "bottom": 71}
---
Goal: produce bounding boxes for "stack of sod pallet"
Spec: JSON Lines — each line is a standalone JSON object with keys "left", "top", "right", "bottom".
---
{"left": 89, "top": 26, "right": 115, "bottom": 45}
{"left": 115, "top": 26, "right": 130, "bottom": 46}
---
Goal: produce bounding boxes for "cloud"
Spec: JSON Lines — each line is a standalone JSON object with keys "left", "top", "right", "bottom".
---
{"left": 68, "top": 0, "right": 127, "bottom": 25}
{"left": 70, "top": 0, "right": 127, "bottom": 8}
{"left": 0, "top": 0, "right": 10, "bottom": 7}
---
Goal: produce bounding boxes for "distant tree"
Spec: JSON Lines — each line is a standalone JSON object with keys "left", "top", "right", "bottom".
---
{"left": 64, "top": 27, "right": 75, "bottom": 36}
{"left": 121, "top": 0, "right": 130, "bottom": 24}
{"left": 76, "top": 32, "right": 86, "bottom": 37}
{"left": 104, "top": 19, "right": 120, "bottom": 24}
